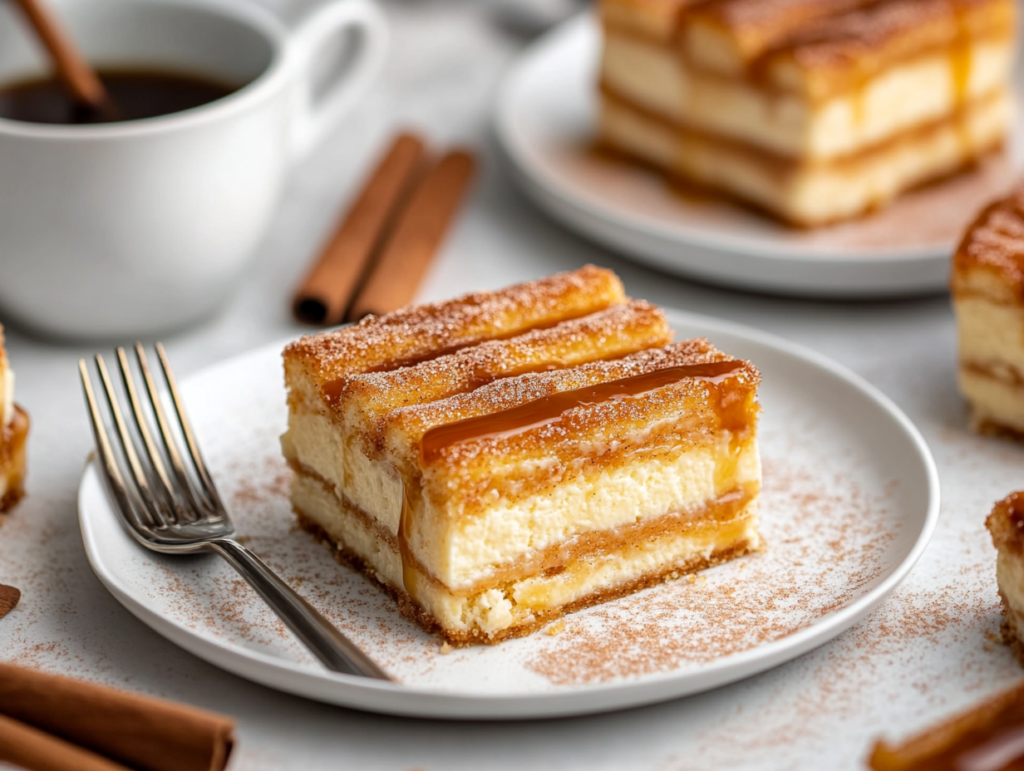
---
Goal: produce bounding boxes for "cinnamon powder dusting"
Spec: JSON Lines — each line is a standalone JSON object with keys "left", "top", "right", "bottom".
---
{"left": 525, "top": 459, "right": 898, "bottom": 685}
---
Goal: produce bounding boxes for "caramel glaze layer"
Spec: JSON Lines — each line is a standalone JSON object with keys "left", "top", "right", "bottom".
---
{"left": 960, "top": 361, "right": 1024, "bottom": 389}
{"left": 987, "top": 490, "right": 1024, "bottom": 557}
{"left": 297, "top": 505, "right": 759, "bottom": 646}
{"left": 870, "top": 679, "right": 1024, "bottom": 771}
{"left": 389, "top": 339, "right": 759, "bottom": 471}
{"left": 0, "top": 406, "right": 28, "bottom": 512}
{"left": 601, "top": 0, "right": 1014, "bottom": 93}
{"left": 421, "top": 359, "right": 744, "bottom": 463}
{"left": 293, "top": 459, "right": 758, "bottom": 597}
{"left": 344, "top": 300, "right": 672, "bottom": 453}
{"left": 952, "top": 187, "right": 1024, "bottom": 300}
{"left": 600, "top": 82, "right": 1007, "bottom": 174}
{"left": 284, "top": 265, "right": 625, "bottom": 403}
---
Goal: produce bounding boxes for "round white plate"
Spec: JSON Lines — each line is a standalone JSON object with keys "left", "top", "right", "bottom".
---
{"left": 494, "top": 15, "right": 1018, "bottom": 298}
{"left": 78, "top": 312, "right": 939, "bottom": 719}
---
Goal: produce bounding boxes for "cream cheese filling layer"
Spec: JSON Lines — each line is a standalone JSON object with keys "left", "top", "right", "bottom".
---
{"left": 601, "top": 31, "right": 1014, "bottom": 160}
{"left": 286, "top": 403, "right": 760, "bottom": 589}
{"left": 955, "top": 297, "right": 1024, "bottom": 378}
{"left": 998, "top": 550, "right": 1024, "bottom": 642}
{"left": 294, "top": 473, "right": 759, "bottom": 637}
{"left": 958, "top": 368, "right": 1024, "bottom": 431}
{"left": 599, "top": 89, "right": 1010, "bottom": 225}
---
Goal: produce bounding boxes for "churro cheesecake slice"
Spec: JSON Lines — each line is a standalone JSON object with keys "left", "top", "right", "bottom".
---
{"left": 599, "top": 0, "right": 1016, "bottom": 225}
{"left": 869, "top": 677, "right": 1024, "bottom": 770}
{"left": 987, "top": 491, "right": 1024, "bottom": 663}
{"left": 282, "top": 267, "right": 763, "bottom": 644}
{"left": 952, "top": 187, "right": 1024, "bottom": 438}
{"left": 0, "top": 327, "right": 27, "bottom": 513}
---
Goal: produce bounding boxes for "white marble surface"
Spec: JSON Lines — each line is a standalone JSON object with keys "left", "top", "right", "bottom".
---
{"left": 1, "top": 2, "right": 1022, "bottom": 769}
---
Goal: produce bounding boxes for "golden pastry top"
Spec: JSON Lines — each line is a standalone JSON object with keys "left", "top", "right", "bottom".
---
{"left": 283, "top": 266, "right": 626, "bottom": 399}
{"left": 601, "top": 0, "right": 1016, "bottom": 98}
{"left": 384, "top": 338, "right": 761, "bottom": 471}
{"left": 343, "top": 300, "right": 672, "bottom": 450}
{"left": 952, "top": 187, "right": 1024, "bottom": 303}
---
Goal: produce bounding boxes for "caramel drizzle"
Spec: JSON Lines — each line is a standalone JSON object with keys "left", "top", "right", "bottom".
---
{"left": 420, "top": 359, "right": 745, "bottom": 463}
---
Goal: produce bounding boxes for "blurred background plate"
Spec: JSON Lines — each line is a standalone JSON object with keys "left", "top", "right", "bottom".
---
{"left": 494, "top": 14, "right": 1019, "bottom": 298}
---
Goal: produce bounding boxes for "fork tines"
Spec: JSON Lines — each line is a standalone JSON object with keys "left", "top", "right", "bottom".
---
{"left": 79, "top": 343, "right": 228, "bottom": 538}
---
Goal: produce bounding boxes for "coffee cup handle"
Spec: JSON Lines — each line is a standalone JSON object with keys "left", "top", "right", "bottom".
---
{"left": 287, "top": 0, "right": 388, "bottom": 160}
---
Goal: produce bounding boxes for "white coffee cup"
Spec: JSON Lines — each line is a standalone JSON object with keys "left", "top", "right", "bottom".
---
{"left": 0, "top": 0, "right": 387, "bottom": 339}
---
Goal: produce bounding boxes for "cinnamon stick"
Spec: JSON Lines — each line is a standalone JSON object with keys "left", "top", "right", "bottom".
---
{"left": 348, "top": 149, "right": 477, "bottom": 321}
{"left": 0, "top": 663, "right": 234, "bottom": 771}
{"left": 10, "top": 0, "right": 114, "bottom": 118}
{"left": 0, "top": 585, "right": 19, "bottom": 620}
{"left": 292, "top": 132, "right": 427, "bottom": 326}
{"left": 0, "top": 714, "right": 131, "bottom": 771}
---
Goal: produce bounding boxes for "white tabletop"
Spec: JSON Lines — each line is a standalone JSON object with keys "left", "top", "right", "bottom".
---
{"left": 2, "top": 2, "right": 1021, "bottom": 769}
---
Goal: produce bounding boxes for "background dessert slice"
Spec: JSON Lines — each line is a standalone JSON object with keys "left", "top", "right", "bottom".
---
{"left": 283, "top": 270, "right": 762, "bottom": 644}
{"left": 987, "top": 491, "right": 1024, "bottom": 664}
{"left": 0, "top": 327, "right": 27, "bottom": 513}
{"left": 598, "top": 0, "right": 1016, "bottom": 225}
{"left": 952, "top": 187, "right": 1024, "bottom": 438}
{"left": 869, "top": 676, "right": 1024, "bottom": 770}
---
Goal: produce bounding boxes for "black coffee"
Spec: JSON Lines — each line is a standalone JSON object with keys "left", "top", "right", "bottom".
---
{"left": 0, "top": 69, "right": 238, "bottom": 125}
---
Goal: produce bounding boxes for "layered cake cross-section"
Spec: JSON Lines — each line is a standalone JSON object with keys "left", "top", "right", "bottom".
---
{"left": 282, "top": 267, "right": 763, "bottom": 644}
{"left": 987, "top": 490, "right": 1024, "bottom": 665}
{"left": 0, "top": 327, "right": 27, "bottom": 513}
{"left": 598, "top": 0, "right": 1016, "bottom": 225}
{"left": 952, "top": 187, "right": 1024, "bottom": 439}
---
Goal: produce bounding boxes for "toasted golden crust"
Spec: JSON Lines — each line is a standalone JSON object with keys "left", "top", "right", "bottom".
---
{"left": 283, "top": 266, "right": 626, "bottom": 398}
{"left": 344, "top": 301, "right": 672, "bottom": 452}
{"left": 988, "top": 490, "right": 1024, "bottom": 555}
{"left": 952, "top": 187, "right": 1024, "bottom": 302}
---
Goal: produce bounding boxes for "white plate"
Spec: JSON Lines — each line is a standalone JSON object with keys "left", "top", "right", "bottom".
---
{"left": 78, "top": 311, "right": 939, "bottom": 719}
{"left": 494, "top": 15, "right": 1018, "bottom": 298}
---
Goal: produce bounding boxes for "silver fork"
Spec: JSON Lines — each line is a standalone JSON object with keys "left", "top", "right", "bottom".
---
{"left": 79, "top": 343, "right": 391, "bottom": 680}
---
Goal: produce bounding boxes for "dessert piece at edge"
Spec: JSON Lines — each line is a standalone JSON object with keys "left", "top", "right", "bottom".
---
{"left": 281, "top": 267, "right": 763, "bottom": 644}
{"left": 987, "top": 491, "right": 1024, "bottom": 664}
{"left": 598, "top": 0, "right": 1017, "bottom": 226}
{"left": 869, "top": 677, "right": 1024, "bottom": 770}
{"left": 0, "top": 326, "right": 27, "bottom": 513}
{"left": 952, "top": 187, "right": 1024, "bottom": 439}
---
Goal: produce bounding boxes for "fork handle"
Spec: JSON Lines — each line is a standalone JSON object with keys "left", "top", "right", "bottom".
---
{"left": 209, "top": 538, "right": 392, "bottom": 680}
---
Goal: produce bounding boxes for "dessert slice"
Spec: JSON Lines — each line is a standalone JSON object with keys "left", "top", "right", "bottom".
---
{"left": 987, "top": 491, "right": 1024, "bottom": 664}
{"left": 282, "top": 267, "right": 763, "bottom": 644}
{"left": 0, "top": 327, "right": 27, "bottom": 513}
{"left": 952, "top": 187, "right": 1024, "bottom": 438}
{"left": 869, "top": 678, "right": 1024, "bottom": 770}
{"left": 598, "top": 0, "right": 1017, "bottom": 225}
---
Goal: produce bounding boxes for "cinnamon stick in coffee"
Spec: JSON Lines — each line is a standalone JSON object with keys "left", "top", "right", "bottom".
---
{"left": 0, "top": 663, "right": 234, "bottom": 771}
{"left": 348, "top": 149, "right": 477, "bottom": 321}
{"left": 292, "top": 132, "right": 427, "bottom": 326}
{"left": 11, "top": 0, "right": 114, "bottom": 118}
